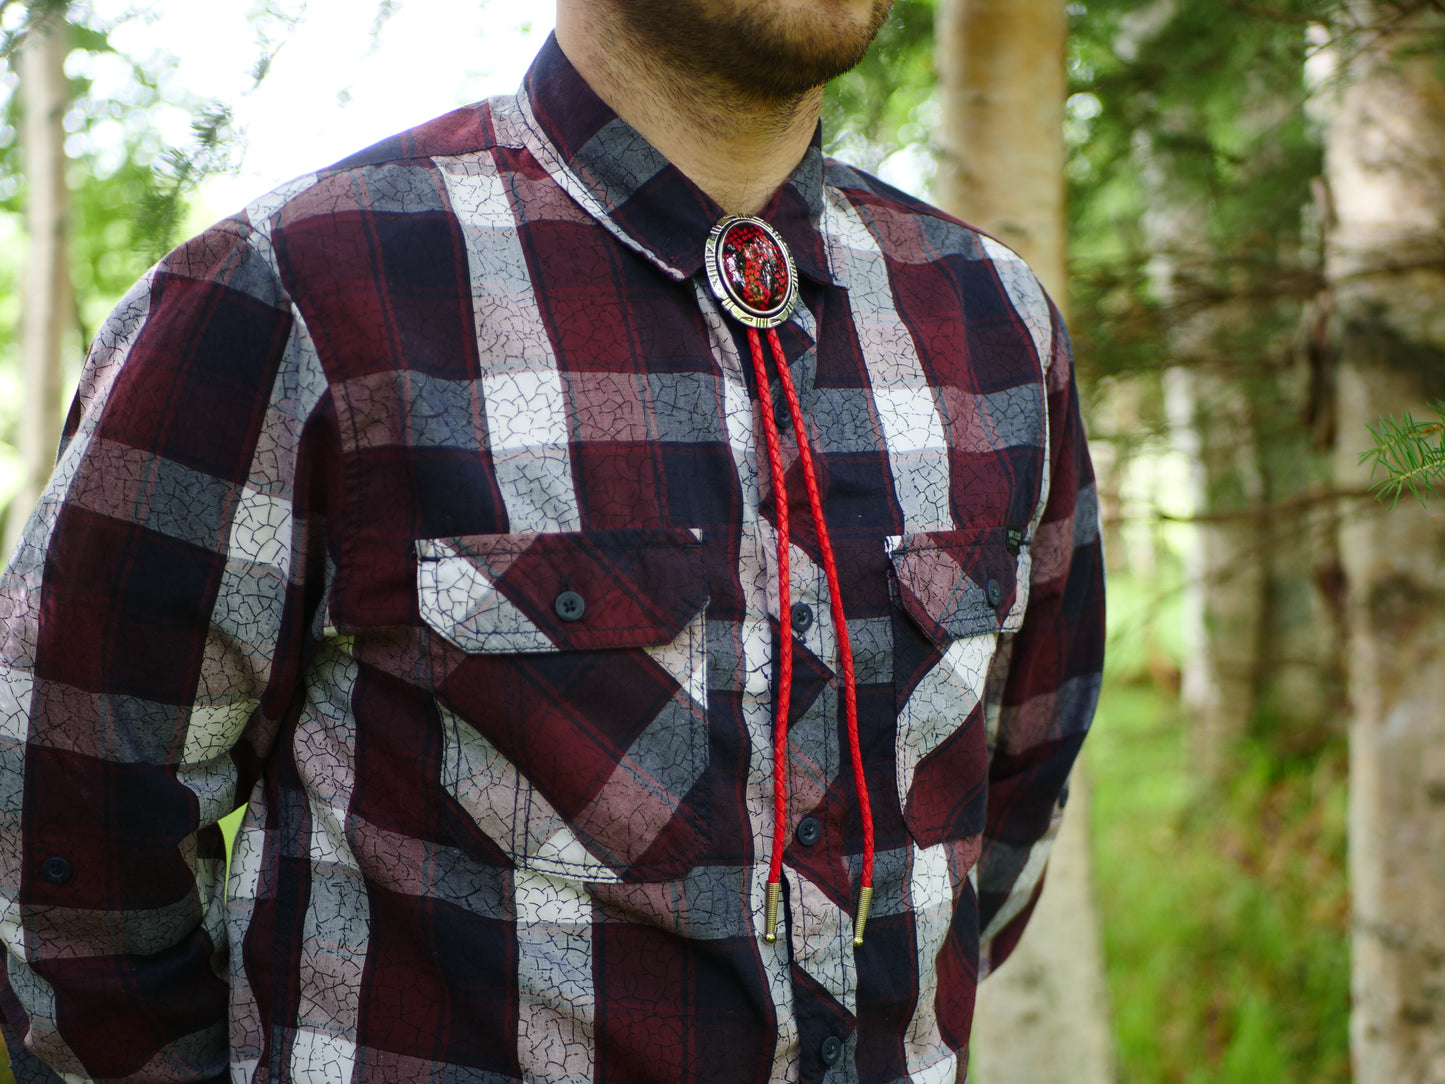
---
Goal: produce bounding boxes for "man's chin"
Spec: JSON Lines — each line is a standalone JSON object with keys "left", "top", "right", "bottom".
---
{"left": 612, "top": 0, "right": 894, "bottom": 100}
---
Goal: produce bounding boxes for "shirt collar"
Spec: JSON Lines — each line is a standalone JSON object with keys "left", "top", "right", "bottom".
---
{"left": 514, "top": 33, "right": 836, "bottom": 288}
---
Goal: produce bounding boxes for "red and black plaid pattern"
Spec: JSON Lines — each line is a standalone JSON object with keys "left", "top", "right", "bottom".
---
{"left": 0, "top": 33, "right": 1104, "bottom": 1084}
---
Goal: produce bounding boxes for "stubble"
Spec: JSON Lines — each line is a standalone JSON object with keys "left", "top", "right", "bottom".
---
{"left": 603, "top": 0, "right": 895, "bottom": 106}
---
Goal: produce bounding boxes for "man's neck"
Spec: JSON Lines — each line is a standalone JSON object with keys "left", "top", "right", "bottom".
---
{"left": 555, "top": 9, "right": 821, "bottom": 218}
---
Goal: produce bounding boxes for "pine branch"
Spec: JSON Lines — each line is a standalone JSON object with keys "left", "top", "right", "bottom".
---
{"left": 135, "top": 102, "right": 237, "bottom": 260}
{"left": 1360, "top": 401, "right": 1445, "bottom": 507}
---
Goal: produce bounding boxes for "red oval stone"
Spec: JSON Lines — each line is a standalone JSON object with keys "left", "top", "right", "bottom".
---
{"left": 704, "top": 215, "right": 799, "bottom": 328}
{"left": 720, "top": 220, "right": 790, "bottom": 312}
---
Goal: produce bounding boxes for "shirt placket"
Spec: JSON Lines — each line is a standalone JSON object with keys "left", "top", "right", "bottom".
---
{"left": 712, "top": 292, "right": 865, "bottom": 1084}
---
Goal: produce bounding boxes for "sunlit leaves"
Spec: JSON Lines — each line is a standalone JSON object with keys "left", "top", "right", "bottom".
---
{"left": 822, "top": 0, "right": 938, "bottom": 177}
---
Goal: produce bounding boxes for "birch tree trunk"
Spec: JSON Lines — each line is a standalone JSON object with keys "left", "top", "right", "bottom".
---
{"left": 1163, "top": 349, "right": 1267, "bottom": 776}
{"left": 935, "top": 0, "right": 1067, "bottom": 297}
{"left": 10, "top": 12, "right": 72, "bottom": 554}
{"left": 1323, "top": 4, "right": 1445, "bottom": 1080}
{"left": 934, "top": 4, "right": 1115, "bottom": 1081}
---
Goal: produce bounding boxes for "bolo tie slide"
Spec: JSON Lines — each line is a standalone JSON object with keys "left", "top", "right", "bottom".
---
{"left": 704, "top": 215, "right": 875, "bottom": 948}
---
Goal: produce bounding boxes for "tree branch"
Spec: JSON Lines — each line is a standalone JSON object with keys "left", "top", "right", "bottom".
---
{"left": 1153, "top": 487, "right": 1379, "bottom": 524}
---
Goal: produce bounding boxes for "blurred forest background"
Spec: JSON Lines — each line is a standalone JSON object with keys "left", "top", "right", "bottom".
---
{"left": 2, "top": 0, "right": 1444, "bottom": 1082}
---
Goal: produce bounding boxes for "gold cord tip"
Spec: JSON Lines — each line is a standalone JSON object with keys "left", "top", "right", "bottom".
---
{"left": 853, "top": 886, "right": 874, "bottom": 947}
{"left": 764, "top": 881, "right": 782, "bottom": 943}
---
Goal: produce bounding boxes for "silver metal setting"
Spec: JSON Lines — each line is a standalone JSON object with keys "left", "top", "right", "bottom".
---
{"left": 703, "top": 215, "right": 800, "bottom": 329}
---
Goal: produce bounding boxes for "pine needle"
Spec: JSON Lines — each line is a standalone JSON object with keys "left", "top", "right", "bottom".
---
{"left": 1360, "top": 400, "right": 1445, "bottom": 507}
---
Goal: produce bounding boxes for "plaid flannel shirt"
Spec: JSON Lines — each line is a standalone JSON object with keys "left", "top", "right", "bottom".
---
{"left": 0, "top": 34, "right": 1104, "bottom": 1084}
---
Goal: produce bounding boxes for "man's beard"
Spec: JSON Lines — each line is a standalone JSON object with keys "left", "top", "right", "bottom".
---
{"left": 605, "top": 0, "right": 895, "bottom": 104}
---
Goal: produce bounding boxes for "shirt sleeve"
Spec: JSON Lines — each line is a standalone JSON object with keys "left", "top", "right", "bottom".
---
{"left": 0, "top": 215, "right": 334, "bottom": 1081}
{"left": 975, "top": 299, "right": 1106, "bottom": 978}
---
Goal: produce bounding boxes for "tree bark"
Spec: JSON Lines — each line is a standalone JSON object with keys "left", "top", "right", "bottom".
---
{"left": 1164, "top": 362, "right": 1268, "bottom": 776}
{"left": 11, "top": 13, "right": 72, "bottom": 554}
{"left": 934, "top": 4, "right": 1116, "bottom": 1082}
{"left": 934, "top": 0, "right": 1068, "bottom": 299}
{"left": 1323, "top": 4, "right": 1445, "bottom": 1080}
{"left": 966, "top": 772, "right": 1115, "bottom": 1084}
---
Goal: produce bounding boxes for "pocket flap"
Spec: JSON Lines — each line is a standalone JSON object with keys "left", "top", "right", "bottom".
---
{"left": 887, "top": 527, "right": 1025, "bottom": 646}
{"left": 417, "top": 528, "right": 705, "bottom": 654}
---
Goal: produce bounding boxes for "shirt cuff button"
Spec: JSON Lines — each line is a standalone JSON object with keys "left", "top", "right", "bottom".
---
{"left": 41, "top": 856, "right": 72, "bottom": 885}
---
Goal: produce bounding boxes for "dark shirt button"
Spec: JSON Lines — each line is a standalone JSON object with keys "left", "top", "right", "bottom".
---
{"left": 985, "top": 577, "right": 1004, "bottom": 610}
{"left": 790, "top": 603, "right": 814, "bottom": 634}
{"left": 773, "top": 391, "right": 791, "bottom": 431}
{"left": 819, "top": 1035, "right": 844, "bottom": 1066}
{"left": 795, "top": 816, "right": 822, "bottom": 847}
{"left": 555, "top": 591, "right": 586, "bottom": 622}
{"left": 41, "top": 857, "right": 72, "bottom": 885}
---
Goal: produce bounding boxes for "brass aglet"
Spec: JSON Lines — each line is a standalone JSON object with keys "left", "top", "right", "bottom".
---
{"left": 764, "top": 881, "right": 782, "bottom": 943}
{"left": 852, "top": 886, "right": 874, "bottom": 947}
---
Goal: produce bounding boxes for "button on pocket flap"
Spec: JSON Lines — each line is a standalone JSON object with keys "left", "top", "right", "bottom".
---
{"left": 888, "top": 527, "right": 1023, "bottom": 646}
{"left": 417, "top": 528, "right": 705, "bottom": 654}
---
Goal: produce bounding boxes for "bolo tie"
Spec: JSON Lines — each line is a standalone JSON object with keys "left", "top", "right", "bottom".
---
{"left": 703, "top": 215, "right": 875, "bottom": 948}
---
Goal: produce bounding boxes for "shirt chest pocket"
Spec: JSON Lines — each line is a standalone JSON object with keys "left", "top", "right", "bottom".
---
{"left": 889, "top": 527, "right": 1028, "bottom": 849}
{"left": 416, "top": 527, "right": 710, "bottom": 883}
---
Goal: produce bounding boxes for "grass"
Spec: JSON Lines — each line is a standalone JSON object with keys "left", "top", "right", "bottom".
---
{"left": 1088, "top": 571, "right": 1352, "bottom": 1083}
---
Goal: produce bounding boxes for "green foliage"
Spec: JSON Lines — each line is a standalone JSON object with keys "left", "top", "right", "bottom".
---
{"left": 0, "top": 11, "right": 227, "bottom": 266}
{"left": 1090, "top": 579, "right": 1351, "bottom": 1083}
{"left": 1361, "top": 400, "right": 1445, "bottom": 506}
{"left": 0, "top": 0, "right": 70, "bottom": 61}
{"left": 823, "top": 0, "right": 938, "bottom": 171}
{"left": 133, "top": 102, "right": 236, "bottom": 263}
{"left": 0, "top": 3, "right": 241, "bottom": 515}
{"left": 1065, "top": 0, "right": 1331, "bottom": 385}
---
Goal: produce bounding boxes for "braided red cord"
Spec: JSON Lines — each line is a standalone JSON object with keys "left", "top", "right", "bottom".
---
{"left": 766, "top": 328, "right": 874, "bottom": 891}
{"left": 747, "top": 328, "right": 793, "bottom": 891}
